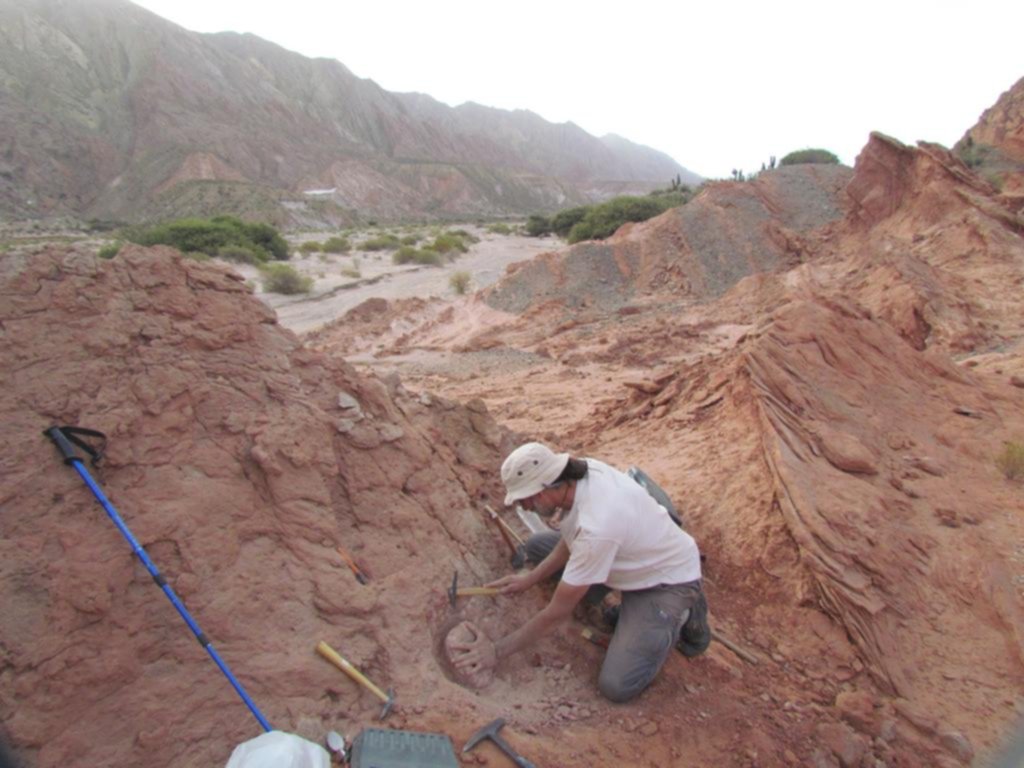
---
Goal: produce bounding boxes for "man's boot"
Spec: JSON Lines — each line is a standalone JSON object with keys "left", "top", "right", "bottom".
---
{"left": 677, "top": 591, "right": 711, "bottom": 657}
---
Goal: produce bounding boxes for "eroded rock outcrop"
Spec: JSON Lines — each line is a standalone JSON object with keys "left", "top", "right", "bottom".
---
{"left": 484, "top": 164, "right": 852, "bottom": 314}
{"left": 0, "top": 246, "right": 526, "bottom": 767}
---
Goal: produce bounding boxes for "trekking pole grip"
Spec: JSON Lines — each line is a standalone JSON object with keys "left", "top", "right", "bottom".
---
{"left": 44, "top": 426, "right": 81, "bottom": 465}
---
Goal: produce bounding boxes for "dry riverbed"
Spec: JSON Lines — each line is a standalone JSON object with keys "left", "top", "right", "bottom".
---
{"left": 234, "top": 225, "right": 558, "bottom": 334}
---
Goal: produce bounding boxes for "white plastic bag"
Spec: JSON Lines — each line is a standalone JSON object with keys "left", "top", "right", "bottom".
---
{"left": 225, "top": 731, "right": 330, "bottom": 768}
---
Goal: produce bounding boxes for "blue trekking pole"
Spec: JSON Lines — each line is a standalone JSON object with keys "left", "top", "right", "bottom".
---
{"left": 44, "top": 426, "right": 273, "bottom": 733}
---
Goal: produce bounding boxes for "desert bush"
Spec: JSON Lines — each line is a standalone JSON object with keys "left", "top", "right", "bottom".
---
{"left": 261, "top": 263, "right": 313, "bottom": 295}
{"left": 525, "top": 214, "right": 552, "bottom": 237}
{"left": 299, "top": 241, "right": 322, "bottom": 253}
{"left": 430, "top": 233, "right": 468, "bottom": 255}
{"left": 98, "top": 242, "right": 122, "bottom": 260}
{"left": 448, "top": 228, "right": 479, "bottom": 244}
{"left": 486, "top": 222, "right": 513, "bottom": 235}
{"left": 217, "top": 244, "right": 265, "bottom": 264}
{"left": 414, "top": 248, "right": 442, "bottom": 266}
{"left": 567, "top": 196, "right": 674, "bottom": 244}
{"left": 340, "top": 267, "right": 361, "bottom": 278}
{"left": 400, "top": 234, "right": 421, "bottom": 246}
{"left": 323, "top": 236, "right": 351, "bottom": 253}
{"left": 550, "top": 206, "right": 590, "bottom": 238}
{"left": 779, "top": 148, "right": 840, "bottom": 166}
{"left": 125, "top": 216, "right": 289, "bottom": 261}
{"left": 450, "top": 270, "right": 471, "bottom": 295}
{"left": 997, "top": 442, "right": 1024, "bottom": 480}
{"left": 393, "top": 246, "right": 418, "bottom": 265}
{"left": 361, "top": 234, "right": 402, "bottom": 251}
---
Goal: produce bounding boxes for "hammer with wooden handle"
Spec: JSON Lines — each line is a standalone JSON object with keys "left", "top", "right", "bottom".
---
{"left": 316, "top": 641, "right": 395, "bottom": 719}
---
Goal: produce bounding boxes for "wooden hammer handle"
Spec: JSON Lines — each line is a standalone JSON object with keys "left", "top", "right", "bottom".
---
{"left": 316, "top": 641, "right": 389, "bottom": 702}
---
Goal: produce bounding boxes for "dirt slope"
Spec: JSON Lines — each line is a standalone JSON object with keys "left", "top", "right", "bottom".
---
{"left": 0, "top": 247, "right": 528, "bottom": 766}
{"left": 303, "top": 117, "right": 1024, "bottom": 765}
{"left": 5, "top": 92, "right": 1024, "bottom": 768}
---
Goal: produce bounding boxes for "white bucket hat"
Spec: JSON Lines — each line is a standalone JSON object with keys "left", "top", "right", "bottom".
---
{"left": 501, "top": 442, "right": 570, "bottom": 505}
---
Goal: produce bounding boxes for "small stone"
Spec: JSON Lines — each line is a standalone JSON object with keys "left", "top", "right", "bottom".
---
{"left": 939, "top": 730, "right": 973, "bottom": 762}
{"left": 337, "top": 391, "right": 361, "bottom": 411}
{"left": 953, "top": 405, "right": 982, "bottom": 418}
{"left": 1010, "top": 375, "right": 1024, "bottom": 388}
{"left": 878, "top": 719, "right": 897, "bottom": 743}
{"left": 378, "top": 423, "right": 404, "bottom": 442}
{"left": 906, "top": 455, "right": 945, "bottom": 477}
{"left": 834, "top": 690, "right": 877, "bottom": 731}
{"left": 817, "top": 721, "right": 868, "bottom": 768}
{"left": 639, "top": 721, "right": 659, "bottom": 736}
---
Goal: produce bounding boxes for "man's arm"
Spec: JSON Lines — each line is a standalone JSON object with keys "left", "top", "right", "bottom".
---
{"left": 493, "top": 579, "right": 589, "bottom": 660}
{"left": 488, "top": 537, "right": 571, "bottom": 593}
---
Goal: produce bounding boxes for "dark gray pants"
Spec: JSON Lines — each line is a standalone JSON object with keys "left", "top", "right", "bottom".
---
{"left": 526, "top": 532, "right": 703, "bottom": 702}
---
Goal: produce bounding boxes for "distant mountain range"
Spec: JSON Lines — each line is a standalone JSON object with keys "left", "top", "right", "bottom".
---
{"left": 0, "top": 0, "right": 700, "bottom": 226}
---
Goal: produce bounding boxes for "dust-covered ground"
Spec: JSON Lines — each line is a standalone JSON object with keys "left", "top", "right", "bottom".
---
{"left": 234, "top": 226, "right": 558, "bottom": 334}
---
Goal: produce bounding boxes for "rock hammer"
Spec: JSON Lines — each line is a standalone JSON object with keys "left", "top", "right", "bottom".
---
{"left": 448, "top": 570, "right": 500, "bottom": 608}
{"left": 316, "top": 640, "right": 395, "bottom": 720}
{"left": 463, "top": 718, "right": 535, "bottom": 768}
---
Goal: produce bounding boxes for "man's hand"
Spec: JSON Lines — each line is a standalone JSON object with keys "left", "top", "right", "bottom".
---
{"left": 486, "top": 572, "right": 533, "bottom": 594}
{"left": 450, "top": 621, "right": 497, "bottom": 674}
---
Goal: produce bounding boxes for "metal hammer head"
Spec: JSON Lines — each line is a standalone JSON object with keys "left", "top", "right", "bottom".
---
{"left": 448, "top": 570, "right": 458, "bottom": 608}
{"left": 463, "top": 717, "right": 506, "bottom": 753}
{"left": 379, "top": 687, "right": 396, "bottom": 720}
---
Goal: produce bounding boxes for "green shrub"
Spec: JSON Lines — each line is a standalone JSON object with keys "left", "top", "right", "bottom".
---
{"left": 125, "top": 216, "right": 289, "bottom": 261}
{"left": 98, "top": 242, "right": 122, "bottom": 260}
{"left": 217, "top": 244, "right": 265, "bottom": 264}
{"left": 414, "top": 248, "right": 442, "bottom": 266}
{"left": 550, "top": 206, "right": 589, "bottom": 238}
{"left": 525, "top": 214, "right": 552, "bottom": 237}
{"left": 361, "top": 234, "right": 402, "bottom": 251}
{"left": 997, "top": 442, "right": 1024, "bottom": 480}
{"left": 323, "top": 236, "right": 351, "bottom": 253}
{"left": 340, "top": 267, "right": 361, "bottom": 278}
{"left": 400, "top": 234, "right": 421, "bottom": 246}
{"left": 567, "top": 196, "right": 674, "bottom": 244}
{"left": 261, "top": 263, "right": 313, "bottom": 294}
{"left": 299, "top": 241, "right": 322, "bottom": 253}
{"left": 486, "top": 222, "right": 513, "bottom": 235}
{"left": 447, "top": 228, "right": 479, "bottom": 244}
{"left": 450, "top": 270, "right": 471, "bottom": 294}
{"left": 779, "top": 148, "right": 840, "bottom": 166}
{"left": 430, "top": 233, "right": 468, "bottom": 255}
{"left": 393, "top": 246, "right": 418, "bottom": 265}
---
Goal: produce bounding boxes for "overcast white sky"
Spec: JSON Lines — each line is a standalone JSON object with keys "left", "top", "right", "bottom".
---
{"left": 131, "top": 0, "right": 1023, "bottom": 180}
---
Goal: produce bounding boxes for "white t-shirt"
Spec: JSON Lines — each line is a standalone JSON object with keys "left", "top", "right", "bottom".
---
{"left": 560, "top": 459, "right": 701, "bottom": 590}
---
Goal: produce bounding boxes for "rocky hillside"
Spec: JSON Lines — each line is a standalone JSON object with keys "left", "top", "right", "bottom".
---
{"left": 955, "top": 76, "right": 1024, "bottom": 195}
{"left": 305, "top": 82, "right": 1024, "bottom": 767}
{"left": 0, "top": 246, "right": 526, "bottom": 766}
{"left": 0, "top": 0, "right": 698, "bottom": 225}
